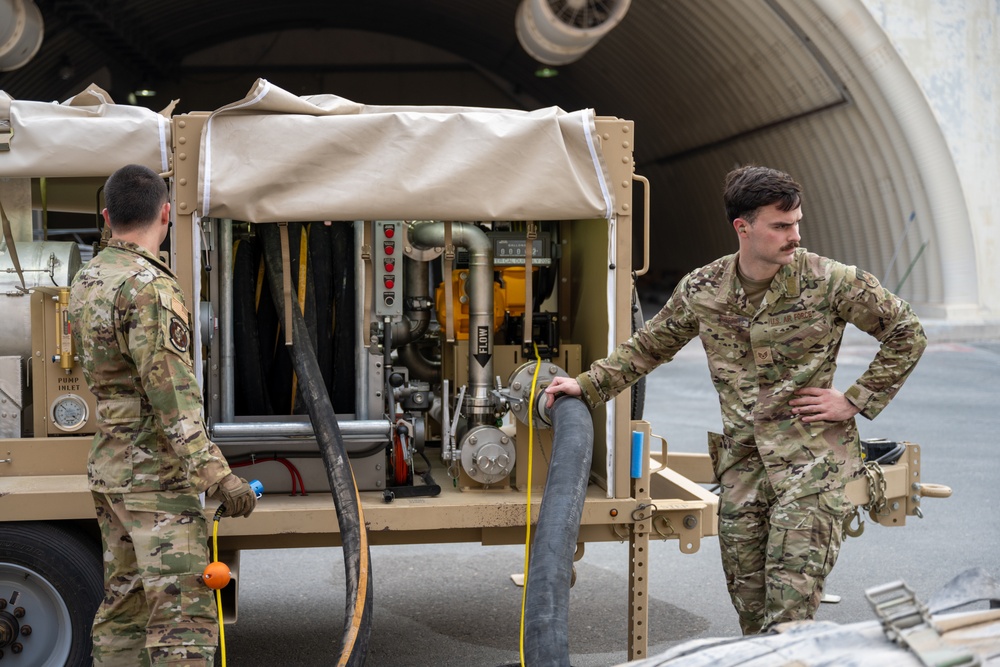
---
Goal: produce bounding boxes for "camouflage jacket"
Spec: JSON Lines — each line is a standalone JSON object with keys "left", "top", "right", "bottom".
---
{"left": 578, "top": 249, "right": 926, "bottom": 503}
{"left": 69, "top": 239, "right": 231, "bottom": 494}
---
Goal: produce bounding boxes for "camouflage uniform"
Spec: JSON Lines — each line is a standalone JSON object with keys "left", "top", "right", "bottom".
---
{"left": 578, "top": 249, "right": 926, "bottom": 634}
{"left": 70, "top": 238, "right": 231, "bottom": 666}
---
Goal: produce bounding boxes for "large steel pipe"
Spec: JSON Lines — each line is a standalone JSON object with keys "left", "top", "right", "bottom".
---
{"left": 408, "top": 221, "right": 494, "bottom": 423}
{"left": 211, "top": 419, "right": 392, "bottom": 441}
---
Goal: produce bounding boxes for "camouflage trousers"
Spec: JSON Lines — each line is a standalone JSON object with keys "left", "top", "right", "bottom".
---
{"left": 91, "top": 491, "right": 219, "bottom": 666}
{"left": 717, "top": 450, "right": 852, "bottom": 635}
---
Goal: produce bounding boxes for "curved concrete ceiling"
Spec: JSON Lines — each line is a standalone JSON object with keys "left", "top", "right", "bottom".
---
{"left": 0, "top": 0, "right": 979, "bottom": 318}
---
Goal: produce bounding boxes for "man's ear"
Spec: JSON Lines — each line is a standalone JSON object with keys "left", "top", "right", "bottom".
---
{"left": 734, "top": 217, "right": 749, "bottom": 235}
{"left": 160, "top": 201, "right": 171, "bottom": 225}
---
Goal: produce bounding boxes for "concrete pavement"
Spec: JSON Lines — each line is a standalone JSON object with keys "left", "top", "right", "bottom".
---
{"left": 222, "top": 334, "right": 1000, "bottom": 666}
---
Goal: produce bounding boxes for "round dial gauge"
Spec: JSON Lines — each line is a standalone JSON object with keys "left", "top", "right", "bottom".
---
{"left": 51, "top": 394, "right": 89, "bottom": 432}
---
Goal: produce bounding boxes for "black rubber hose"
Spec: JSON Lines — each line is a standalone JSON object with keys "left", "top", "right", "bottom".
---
{"left": 524, "top": 395, "right": 594, "bottom": 666}
{"left": 309, "top": 223, "right": 336, "bottom": 397}
{"left": 329, "top": 223, "right": 356, "bottom": 414}
{"left": 260, "top": 224, "right": 373, "bottom": 666}
{"left": 232, "top": 237, "right": 272, "bottom": 415}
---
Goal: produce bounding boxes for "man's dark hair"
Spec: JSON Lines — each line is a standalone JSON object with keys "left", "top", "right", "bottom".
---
{"left": 104, "top": 164, "right": 168, "bottom": 233}
{"left": 723, "top": 165, "right": 802, "bottom": 224}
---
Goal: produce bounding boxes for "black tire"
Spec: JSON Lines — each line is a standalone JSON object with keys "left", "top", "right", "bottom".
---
{"left": 0, "top": 522, "right": 103, "bottom": 667}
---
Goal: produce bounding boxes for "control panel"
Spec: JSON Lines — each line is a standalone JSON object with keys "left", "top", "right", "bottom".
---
{"left": 374, "top": 220, "right": 403, "bottom": 317}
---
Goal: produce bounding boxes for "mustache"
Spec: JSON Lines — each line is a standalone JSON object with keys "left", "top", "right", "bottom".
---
{"left": 781, "top": 242, "right": 800, "bottom": 251}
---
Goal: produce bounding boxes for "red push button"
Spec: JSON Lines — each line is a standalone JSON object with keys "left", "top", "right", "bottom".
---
{"left": 384, "top": 226, "right": 395, "bottom": 238}
{"left": 384, "top": 278, "right": 395, "bottom": 289}
{"left": 384, "top": 260, "right": 395, "bottom": 272}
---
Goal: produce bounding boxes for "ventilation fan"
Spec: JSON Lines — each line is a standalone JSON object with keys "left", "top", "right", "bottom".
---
{"left": 516, "top": 0, "right": 632, "bottom": 66}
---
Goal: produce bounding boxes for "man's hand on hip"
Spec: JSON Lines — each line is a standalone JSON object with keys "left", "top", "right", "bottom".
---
{"left": 790, "top": 387, "right": 861, "bottom": 423}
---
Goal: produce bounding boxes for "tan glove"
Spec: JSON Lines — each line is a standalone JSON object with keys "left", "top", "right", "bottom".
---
{"left": 209, "top": 474, "right": 256, "bottom": 518}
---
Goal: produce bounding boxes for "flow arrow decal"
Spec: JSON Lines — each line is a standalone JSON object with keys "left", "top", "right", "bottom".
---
{"left": 474, "top": 325, "right": 491, "bottom": 368}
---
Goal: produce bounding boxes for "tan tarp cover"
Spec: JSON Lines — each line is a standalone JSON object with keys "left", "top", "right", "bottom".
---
{"left": 199, "top": 79, "right": 614, "bottom": 222}
{"left": 0, "top": 85, "right": 170, "bottom": 178}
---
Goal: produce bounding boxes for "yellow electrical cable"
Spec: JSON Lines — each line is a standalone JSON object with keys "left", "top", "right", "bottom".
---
{"left": 212, "top": 516, "right": 227, "bottom": 667}
{"left": 518, "top": 343, "right": 543, "bottom": 667}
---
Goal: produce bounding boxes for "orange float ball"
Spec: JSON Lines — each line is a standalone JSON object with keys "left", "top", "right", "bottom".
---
{"left": 202, "top": 561, "right": 231, "bottom": 589}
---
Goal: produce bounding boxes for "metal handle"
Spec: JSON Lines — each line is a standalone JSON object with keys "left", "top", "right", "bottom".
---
{"left": 632, "top": 174, "right": 650, "bottom": 277}
{"left": 649, "top": 433, "right": 667, "bottom": 474}
{"left": 915, "top": 482, "right": 952, "bottom": 498}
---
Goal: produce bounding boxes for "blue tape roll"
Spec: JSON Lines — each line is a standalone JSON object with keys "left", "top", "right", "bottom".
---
{"left": 249, "top": 479, "right": 264, "bottom": 498}
{"left": 630, "top": 431, "right": 645, "bottom": 479}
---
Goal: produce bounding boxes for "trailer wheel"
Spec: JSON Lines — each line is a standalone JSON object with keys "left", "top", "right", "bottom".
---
{"left": 0, "top": 522, "right": 103, "bottom": 667}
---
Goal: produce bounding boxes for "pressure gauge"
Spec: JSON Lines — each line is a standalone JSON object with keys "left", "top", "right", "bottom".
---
{"left": 51, "top": 394, "right": 89, "bottom": 432}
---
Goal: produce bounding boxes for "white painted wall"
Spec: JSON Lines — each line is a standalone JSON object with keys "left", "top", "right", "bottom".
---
{"left": 861, "top": 0, "right": 1000, "bottom": 319}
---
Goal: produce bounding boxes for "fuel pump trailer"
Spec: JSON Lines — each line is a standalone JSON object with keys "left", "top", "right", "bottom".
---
{"left": 0, "top": 80, "right": 941, "bottom": 666}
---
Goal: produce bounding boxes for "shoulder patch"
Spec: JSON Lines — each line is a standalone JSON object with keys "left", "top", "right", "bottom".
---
{"left": 168, "top": 317, "right": 190, "bottom": 353}
{"left": 855, "top": 267, "right": 879, "bottom": 289}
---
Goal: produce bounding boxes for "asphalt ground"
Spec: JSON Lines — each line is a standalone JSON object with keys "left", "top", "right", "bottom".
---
{"left": 222, "top": 332, "right": 1000, "bottom": 666}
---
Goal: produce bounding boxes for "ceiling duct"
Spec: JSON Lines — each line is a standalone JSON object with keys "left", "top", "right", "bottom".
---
{"left": 516, "top": 0, "right": 631, "bottom": 66}
{"left": 0, "top": 0, "right": 44, "bottom": 72}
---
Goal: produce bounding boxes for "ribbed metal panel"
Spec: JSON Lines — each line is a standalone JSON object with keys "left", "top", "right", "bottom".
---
{"left": 0, "top": 0, "right": 980, "bottom": 316}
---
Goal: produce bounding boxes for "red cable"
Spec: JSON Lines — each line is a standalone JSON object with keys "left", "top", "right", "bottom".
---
{"left": 232, "top": 455, "right": 307, "bottom": 495}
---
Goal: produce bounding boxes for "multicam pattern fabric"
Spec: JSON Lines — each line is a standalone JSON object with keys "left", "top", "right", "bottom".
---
{"left": 92, "top": 492, "right": 218, "bottom": 666}
{"left": 71, "top": 239, "right": 231, "bottom": 664}
{"left": 717, "top": 448, "right": 851, "bottom": 634}
{"left": 69, "top": 239, "right": 231, "bottom": 494}
{"left": 579, "top": 249, "right": 926, "bottom": 503}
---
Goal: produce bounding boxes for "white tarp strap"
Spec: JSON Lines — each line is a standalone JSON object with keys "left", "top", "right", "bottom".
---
{"left": 605, "top": 215, "right": 617, "bottom": 499}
